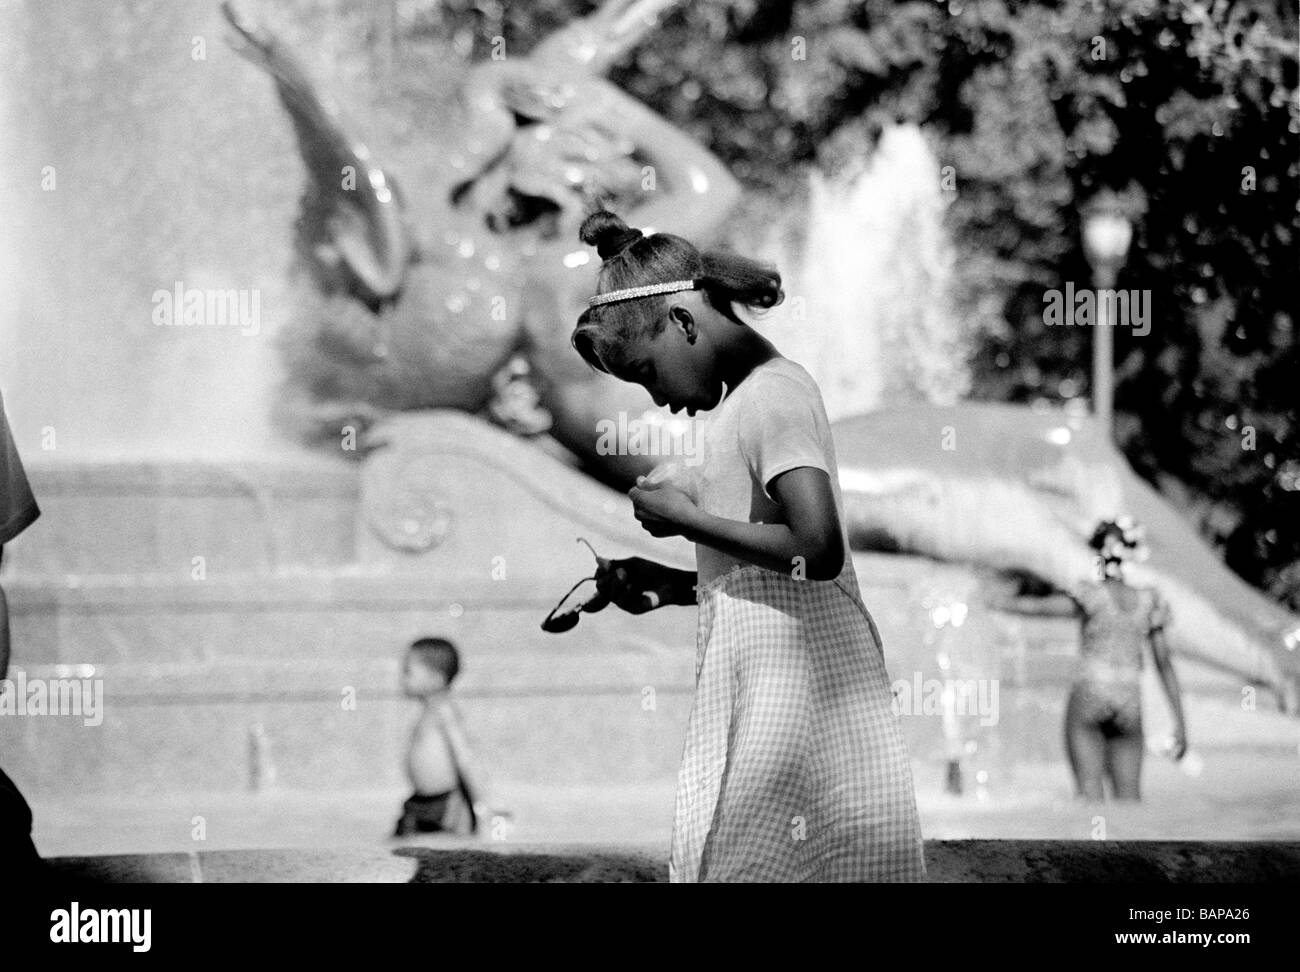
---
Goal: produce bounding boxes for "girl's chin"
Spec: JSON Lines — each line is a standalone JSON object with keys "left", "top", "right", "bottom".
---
{"left": 672, "top": 388, "right": 723, "bottom": 416}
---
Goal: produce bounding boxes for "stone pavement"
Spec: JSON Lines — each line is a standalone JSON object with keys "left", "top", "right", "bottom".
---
{"left": 42, "top": 840, "right": 1300, "bottom": 883}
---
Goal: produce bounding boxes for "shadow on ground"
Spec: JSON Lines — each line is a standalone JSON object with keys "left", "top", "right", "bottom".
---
{"left": 395, "top": 846, "right": 665, "bottom": 883}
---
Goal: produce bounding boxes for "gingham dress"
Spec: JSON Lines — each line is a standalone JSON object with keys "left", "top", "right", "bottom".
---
{"left": 665, "top": 358, "right": 926, "bottom": 883}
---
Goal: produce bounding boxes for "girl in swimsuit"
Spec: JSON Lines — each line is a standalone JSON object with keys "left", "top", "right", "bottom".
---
{"left": 1064, "top": 518, "right": 1188, "bottom": 801}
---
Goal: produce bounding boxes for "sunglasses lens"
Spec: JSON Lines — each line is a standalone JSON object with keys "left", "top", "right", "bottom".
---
{"left": 541, "top": 570, "right": 598, "bottom": 634}
{"left": 541, "top": 611, "right": 581, "bottom": 633}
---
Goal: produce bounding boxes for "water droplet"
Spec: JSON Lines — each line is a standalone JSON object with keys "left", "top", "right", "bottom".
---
{"left": 1046, "top": 426, "right": 1072, "bottom": 446}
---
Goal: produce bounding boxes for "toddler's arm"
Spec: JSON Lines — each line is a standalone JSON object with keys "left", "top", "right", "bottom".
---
{"left": 438, "top": 700, "right": 494, "bottom": 818}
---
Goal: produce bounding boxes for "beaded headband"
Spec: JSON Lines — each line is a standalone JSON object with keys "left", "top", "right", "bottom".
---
{"left": 587, "top": 279, "right": 700, "bottom": 308}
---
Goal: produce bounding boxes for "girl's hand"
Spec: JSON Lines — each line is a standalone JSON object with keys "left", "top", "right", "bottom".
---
{"left": 1169, "top": 728, "right": 1188, "bottom": 761}
{"left": 628, "top": 477, "right": 698, "bottom": 539}
{"left": 594, "top": 557, "right": 674, "bottom": 614}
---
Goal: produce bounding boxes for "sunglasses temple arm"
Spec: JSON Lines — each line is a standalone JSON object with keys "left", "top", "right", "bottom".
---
{"left": 543, "top": 575, "right": 598, "bottom": 621}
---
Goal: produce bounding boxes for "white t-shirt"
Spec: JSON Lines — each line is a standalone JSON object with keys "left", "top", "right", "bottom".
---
{"left": 662, "top": 356, "right": 853, "bottom": 587}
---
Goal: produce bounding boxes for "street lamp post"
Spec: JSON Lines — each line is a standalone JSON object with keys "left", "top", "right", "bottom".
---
{"left": 1082, "top": 192, "right": 1134, "bottom": 439}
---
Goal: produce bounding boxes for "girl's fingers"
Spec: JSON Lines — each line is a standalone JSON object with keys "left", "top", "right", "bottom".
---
{"left": 597, "top": 567, "right": 621, "bottom": 598}
{"left": 595, "top": 561, "right": 652, "bottom": 614}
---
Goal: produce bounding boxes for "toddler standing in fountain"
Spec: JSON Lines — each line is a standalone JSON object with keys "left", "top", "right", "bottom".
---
{"left": 572, "top": 210, "right": 925, "bottom": 882}
{"left": 394, "top": 637, "right": 494, "bottom": 837}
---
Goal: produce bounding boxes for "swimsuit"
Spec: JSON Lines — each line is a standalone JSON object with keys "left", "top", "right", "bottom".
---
{"left": 394, "top": 778, "right": 477, "bottom": 836}
{"left": 1069, "top": 581, "right": 1170, "bottom": 738}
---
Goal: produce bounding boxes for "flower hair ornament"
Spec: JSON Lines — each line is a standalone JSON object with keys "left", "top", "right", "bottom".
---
{"left": 1089, "top": 515, "right": 1148, "bottom": 563}
{"left": 587, "top": 279, "right": 701, "bottom": 308}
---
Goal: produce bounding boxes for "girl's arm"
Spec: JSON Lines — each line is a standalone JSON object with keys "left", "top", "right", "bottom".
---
{"left": 984, "top": 586, "right": 1082, "bottom": 616}
{"left": 663, "top": 567, "right": 700, "bottom": 605}
{"left": 1150, "top": 628, "right": 1188, "bottom": 758}
{"left": 635, "top": 467, "right": 844, "bottom": 581}
{"left": 988, "top": 576, "right": 1094, "bottom": 615}
{"left": 595, "top": 557, "right": 697, "bottom": 611}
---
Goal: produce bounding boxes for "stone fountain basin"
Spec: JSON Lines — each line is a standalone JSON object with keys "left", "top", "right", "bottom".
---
{"left": 1, "top": 412, "right": 1287, "bottom": 819}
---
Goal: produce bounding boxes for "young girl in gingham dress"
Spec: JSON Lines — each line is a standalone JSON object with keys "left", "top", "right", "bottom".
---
{"left": 573, "top": 211, "right": 926, "bottom": 882}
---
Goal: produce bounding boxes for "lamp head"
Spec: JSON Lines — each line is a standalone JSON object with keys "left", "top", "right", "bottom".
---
{"left": 1082, "top": 189, "right": 1135, "bottom": 269}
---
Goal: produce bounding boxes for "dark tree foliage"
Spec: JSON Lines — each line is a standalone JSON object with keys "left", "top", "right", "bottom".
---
{"left": 418, "top": 0, "right": 1300, "bottom": 607}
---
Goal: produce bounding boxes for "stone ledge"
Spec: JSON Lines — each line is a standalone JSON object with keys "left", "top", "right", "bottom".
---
{"left": 24, "top": 455, "right": 360, "bottom": 497}
{"left": 39, "top": 841, "right": 1300, "bottom": 884}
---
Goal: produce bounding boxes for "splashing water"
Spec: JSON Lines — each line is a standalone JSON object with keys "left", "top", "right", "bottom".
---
{"left": 0, "top": 0, "right": 305, "bottom": 459}
{"left": 754, "top": 123, "right": 970, "bottom": 421}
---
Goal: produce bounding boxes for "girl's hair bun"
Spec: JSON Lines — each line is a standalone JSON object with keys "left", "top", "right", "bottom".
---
{"left": 580, "top": 209, "right": 644, "bottom": 261}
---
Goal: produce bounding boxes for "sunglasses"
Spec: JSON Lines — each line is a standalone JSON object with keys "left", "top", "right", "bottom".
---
{"left": 540, "top": 538, "right": 609, "bottom": 633}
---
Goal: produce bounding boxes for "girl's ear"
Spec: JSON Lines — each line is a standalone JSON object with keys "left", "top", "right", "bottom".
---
{"left": 668, "top": 304, "right": 697, "bottom": 344}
